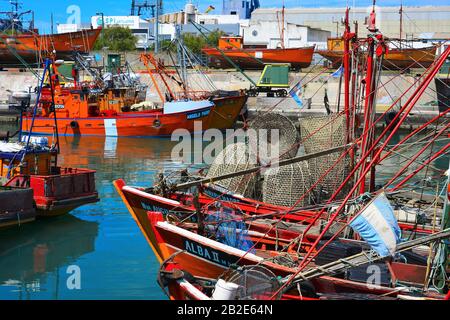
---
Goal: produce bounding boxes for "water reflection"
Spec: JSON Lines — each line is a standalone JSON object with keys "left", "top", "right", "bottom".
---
{"left": 0, "top": 215, "right": 98, "bottom": 300}
{"left": 0, "top": 135, "right": 187, "bottom": 300}
{"left": 0, "top": 128, "right": 447, "bottom": 300}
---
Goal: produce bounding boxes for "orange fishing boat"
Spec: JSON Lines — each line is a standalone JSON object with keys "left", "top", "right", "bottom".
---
{"left": 0, "top": 1, "right": 101, "bottom": 67}
{"left": 20, "top": 60, "right": 247, "bottom": 137}
{"left": 318, "top": 38, "right": 437, "bottom": 70}
{"left": 0, "top": 29, "right": 101, "bottom": 67}
{"left": 202, "top": 36, "right": 315, "bottom": 70}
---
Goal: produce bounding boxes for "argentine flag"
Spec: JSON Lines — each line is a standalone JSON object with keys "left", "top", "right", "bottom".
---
{"left": 289, "top": 82, "right": 303, "bottom": 108}
{"left": 350, "top": 192, "right": 401, "bottom": 257}
{"left": 331, "top": 65, "right": 344, "bottom": 78}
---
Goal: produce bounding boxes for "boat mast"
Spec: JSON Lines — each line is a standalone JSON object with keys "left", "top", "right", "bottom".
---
{"left": 359, "top": 1, "right": 381, "bottom": 194}
{"left": 176, "top": 24, "right": 188, "bottom": 94}
{"left": 399, "top": 2, "right": 403, "bottom": 49}
{"left": 343, "top": 8, "right": 352, "bottom": 145}
{"left": 281, "top": 2, "right": 285, "bottom": 49}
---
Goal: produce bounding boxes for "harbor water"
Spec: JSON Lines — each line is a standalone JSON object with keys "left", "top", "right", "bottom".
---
{"left": 0, "top": 123, "right": 448, "bottom": 300}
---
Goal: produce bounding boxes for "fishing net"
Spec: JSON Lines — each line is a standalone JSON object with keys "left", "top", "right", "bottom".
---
{"left": 299, "top": 114, "right": 350, "bottom": 200}
{"left": 220, "top": 265, "right": 283, "bottom": 300}
{"left": 205, "top": 206, "right": 255, "bottom": 253}
{"left": 206, "top": 142, "right": 258, "bottom": 198}
{"left": 262, "top": 161, "right": 313, "bottom": 208}
{"left": 250, "top": 112, "right": 300, "bottom": 161}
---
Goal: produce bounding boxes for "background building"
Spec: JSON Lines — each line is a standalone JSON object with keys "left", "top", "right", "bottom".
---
{"left": 242, "top": 20, "right": 330, "bottom": 50}
{"left": 251, "top": 6, "right": 450, "bottom": 39}
{"left": 222, "top": 0, "right": 260, "bottom": 19}
{"left": 91, "top": 15, "right": 151, "bottom": 49}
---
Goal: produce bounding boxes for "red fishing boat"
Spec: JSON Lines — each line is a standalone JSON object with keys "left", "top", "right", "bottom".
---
{"left": 1, "top": 60, "right": 99, "bottom": 218}
{"left": 114, "top": 180, "right": 446, "bottom": 300}
{"left": 114, "top": 5, "right": 450, "bottom": 300}
{"left": 1, "top": 140, "right": 99, "bottom": 217}
{"left": 202, "top": 36, "right": 315, "bottom": 70}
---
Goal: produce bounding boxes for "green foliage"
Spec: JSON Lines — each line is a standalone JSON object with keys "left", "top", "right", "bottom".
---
{"left": 182, "top": 30, "right": 224, "bottom": 54}
{"left": 94, "top": 26, "right": 137, "bottom": 52}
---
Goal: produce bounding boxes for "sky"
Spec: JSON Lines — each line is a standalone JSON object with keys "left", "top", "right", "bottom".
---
{"left": 1, "top": 0, "right": 448, "bottom": 32}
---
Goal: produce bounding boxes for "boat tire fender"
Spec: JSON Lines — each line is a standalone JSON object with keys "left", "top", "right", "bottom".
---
{"left": 153, "top": 119, "right": 162, "bottom": 128}
{"left": 70, "top": 121, "right": 79, "bottom": 129}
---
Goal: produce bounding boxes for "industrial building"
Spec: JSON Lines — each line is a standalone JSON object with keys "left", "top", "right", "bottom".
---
{"left": 250, "top": 6, "right": 450, "bottom": 39}
{"left": 242, "top": 20, "right": 330, "bottom": 50}
{"left": 222, "top": 0, "right": 260, "bottom": 19}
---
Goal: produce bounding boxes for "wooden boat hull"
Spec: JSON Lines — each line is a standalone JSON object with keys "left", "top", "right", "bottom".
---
{"left": 114, "top": 179, "right": 440, "bottom": 299}
{"left": 202, "top": 47, "right": 315, "bottom": 70}
{"left": 318, "top": 46, "right": 437, "bottom": 70}
{"left": 0, "top": 187, "right": 36, "bottom": 228}
{"left": 5, "top": 168, "right": 99, "bottom": 217}
{"left": 210, "top": 93, "right": 247, "bottom": 129}
{"left": 0, "top": 29, "right": 102, "bottom": 67}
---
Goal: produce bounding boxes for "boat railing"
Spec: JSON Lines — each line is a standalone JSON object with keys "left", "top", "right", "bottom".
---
{"left": 173, "top": 91, "right": 212, "bottom": 101}
{"left": 5, "top": 168, "right": 97, "bottom": 199}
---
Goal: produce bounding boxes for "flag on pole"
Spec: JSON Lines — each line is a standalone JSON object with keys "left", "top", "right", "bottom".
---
{"left": 331, "top": 65, "right": 344, "bottom": 78}
{"left": 350, "top": 192, "right": 401, "bottom": 257}
{"left": 289, "top": 81, "right": 303, "bottom": 108}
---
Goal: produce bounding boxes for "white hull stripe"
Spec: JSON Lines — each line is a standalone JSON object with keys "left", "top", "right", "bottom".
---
{"left": 104, "top": 119, "right": 118, "bottom": 136}
{"left": 158, "top": 221, "right": 264, "bottom": 263}
{"left": 123, "top": 186, "right": 181, "bottom": 206}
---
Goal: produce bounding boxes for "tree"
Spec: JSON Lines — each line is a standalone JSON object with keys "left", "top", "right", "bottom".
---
{"left": 94, "top": 26, "right": 137, "bottom": 51}
{"left": 182, "top": 30, "right": 224, "bottom": 54}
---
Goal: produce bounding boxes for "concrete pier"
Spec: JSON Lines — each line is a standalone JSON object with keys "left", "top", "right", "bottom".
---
{"left": 0, "top": 67, "right": 444, "bottom": 127}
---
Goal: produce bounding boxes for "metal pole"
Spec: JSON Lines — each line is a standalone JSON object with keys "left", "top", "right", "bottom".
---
{"left": 154, "top": 0, "right": 160, "bottom": 54}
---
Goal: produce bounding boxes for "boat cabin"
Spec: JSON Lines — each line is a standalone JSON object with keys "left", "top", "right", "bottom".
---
{"left": 218, "top": 36, "right": 244, "bottom": 50}
{"left": 0, "top": 142, "right": 57, "bottom": 183}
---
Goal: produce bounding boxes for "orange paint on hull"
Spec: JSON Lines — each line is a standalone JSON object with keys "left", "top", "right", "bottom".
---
{"left": 0, "top": 29, "right": 102, "bottom": 66}
{"left": 318, "top": 46, "right": 437, "bottom": 70}
{"left": 22, "top": 93, "right": 246, "bottom": 137}
{"left": 22, "top": 109, "right": 212, "bottom": 137}
{"left": 202, "top": 46, "right": 315, "bottom": 70}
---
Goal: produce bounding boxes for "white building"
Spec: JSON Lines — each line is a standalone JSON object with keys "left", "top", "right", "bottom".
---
{"left": 242, "top": 20, "right": 330, "bottom": 50}
{"left": 250, "top": 6, "right": 450, "bottom": 39}
{"left": 91, "top": 15, "right": 151, "bottom": 49}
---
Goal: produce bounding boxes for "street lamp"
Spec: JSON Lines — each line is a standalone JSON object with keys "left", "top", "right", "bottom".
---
{"left": 96, "top": 12, "right": 105, "bottom": 30}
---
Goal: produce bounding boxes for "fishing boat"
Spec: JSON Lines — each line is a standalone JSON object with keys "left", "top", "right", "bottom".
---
{"left": 20, "top": 52, "right": 246, "bottom": 137}
{"left": 115, "top": 5, "right": 450, "bottom": 300}
{"left": 202, "top": 36, "right": 315, "bottom": 70}
{"left": 114, "top": 183, "right": 448, "bottom": 300}
{"left": 0, "top": 186, "right": 35, "bottom": 228}
{"left": 318, "top": 38, "right": 437, "bottom": 70}
{"left": 1, "top": 60, "right": 99, "bottom": 217}
{"left": 318, "top": 6, "right": 437, "bottom": 70}
{"left": 0, "top": 1, "right": 101, "bottom": 67}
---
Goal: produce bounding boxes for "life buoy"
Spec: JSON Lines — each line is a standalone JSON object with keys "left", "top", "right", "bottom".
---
{"left": 70, "top": 121, "right": 79, "bottom": 129}
{"left": 153, "top": 119, "right": 162, "bottom": 128}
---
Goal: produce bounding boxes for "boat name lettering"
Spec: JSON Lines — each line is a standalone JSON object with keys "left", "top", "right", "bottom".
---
{"left": 183, "top": 239, "right": 232, "bottom": 267}
{"left": 186, "top": 109, "right": 210, "bottom": 120}
{"left": 141, "top": 202, "right": 170, "bottom": 215}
